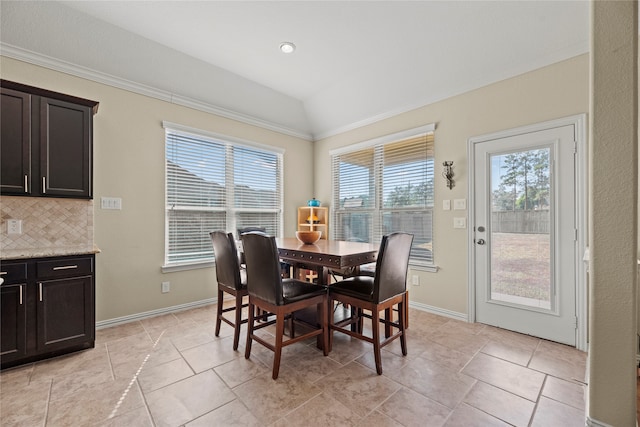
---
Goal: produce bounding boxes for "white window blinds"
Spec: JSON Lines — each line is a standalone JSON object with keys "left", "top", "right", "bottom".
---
{"left": 165, "top": 125, "right": 282, "bottom": 265}
{"left": 331, "top": 130, "right": 435, "bottom": 264}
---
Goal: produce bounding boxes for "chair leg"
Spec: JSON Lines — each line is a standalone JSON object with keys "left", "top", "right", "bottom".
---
{"left": 273, "top": 312, "right": 285, "bottom": 380}
{"left": 372, "top": 308, "right": 383, "bottom": 375}
{"left": 384, "top": 307, "right": 392, "bottom": 338}
{"left": 215, "top": 289, "right": 223, "bottom": 337}
{"left": 328, "top": 297, "right": 334, "bottom": 352}
{"left": 400, "top": 298, "right": 408, "bottom": 356}
{"left": 233, "top": 293, "right": 243, "bottom": 351}
{"left": 320, "top": 298, "right": 328, "bottom": 356}
{"left": 245, "top": 302, "right": 254, "bottom": 359}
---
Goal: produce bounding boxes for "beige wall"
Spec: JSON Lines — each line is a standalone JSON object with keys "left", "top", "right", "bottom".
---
{"left": 314, "top": 54, "right": 589, "bottom": 316}
{"left": 588, "top": 1, "right": 637, "bottom": 425}
{"left": 0, "top": 54, "right": 590, "bottom": 321}
{"left": 0, "top": 56, "right": 314, "bottom": 322}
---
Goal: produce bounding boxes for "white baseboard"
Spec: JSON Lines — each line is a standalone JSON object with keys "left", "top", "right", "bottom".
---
{"left": 96, "top": 297, "right": 466, "bottom": 330}
{"left": 586, "top": 416, "right": 614, "bottom": 427}
{"left": 408, "top": 301, "right": 468, "bottom": 322}
{"left": 95, "top": 298, "right": 217, "bottom": 329}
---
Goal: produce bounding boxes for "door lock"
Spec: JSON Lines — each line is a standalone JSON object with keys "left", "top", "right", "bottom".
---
{"left": 476, "top": 239, "right": 486, "bottom": 245}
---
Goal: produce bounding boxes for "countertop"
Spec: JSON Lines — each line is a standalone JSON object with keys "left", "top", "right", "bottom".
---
{"left": 0, "top": 245, "right": 101, "bottom": 260}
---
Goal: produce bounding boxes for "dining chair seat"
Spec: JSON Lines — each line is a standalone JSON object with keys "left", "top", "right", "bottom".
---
{"left": 242, "top": 231, "right": 329, "bottom": 379}
{"left": 329, "top": 232, "right": 413, "bottom": 375}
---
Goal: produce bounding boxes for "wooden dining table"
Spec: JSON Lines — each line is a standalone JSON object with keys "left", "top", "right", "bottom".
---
{"left": 275, "top": 237, "right": 378, "bottom": 285}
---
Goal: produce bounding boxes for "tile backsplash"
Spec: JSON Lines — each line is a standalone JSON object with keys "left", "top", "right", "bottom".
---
{"left": 1, "top": 196, "right": 94, "bottom": 252}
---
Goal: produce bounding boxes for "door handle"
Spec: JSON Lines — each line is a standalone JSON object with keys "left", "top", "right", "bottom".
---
{"left": 476, "top": 239, "right": 486, "bottom": 245}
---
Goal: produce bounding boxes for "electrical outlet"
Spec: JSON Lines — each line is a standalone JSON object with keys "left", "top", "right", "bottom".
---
{"left": 7, "top": 219, "right": 22, "bottom": 235}
{"left": 161, "top": 281, "right": 170, "bottom": 293}
{"left": 412, "top": 275, "right": 420, "bottom": 286}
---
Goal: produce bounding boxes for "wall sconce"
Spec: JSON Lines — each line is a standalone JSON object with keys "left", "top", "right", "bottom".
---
{"left": 443, "top": 161, "right": 454, "bottom": 189}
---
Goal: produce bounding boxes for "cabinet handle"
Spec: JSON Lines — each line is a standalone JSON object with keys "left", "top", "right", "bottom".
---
{"left": 42, "top": 177, "right": 46, "bottom": 194}
{"left": 0, "top": 272, "right": 7, "bottom": 276}
{"left": 39, "top": 282, "right": 43, "bottom": 302}
{"left": 19, "top": 285, "right": 23, "bottom": 305}
{"left": 52, "top": 265, "right": 78, "bottom": 271}
{"left": 24, "top": 175, "right": 28, "bottom": 193}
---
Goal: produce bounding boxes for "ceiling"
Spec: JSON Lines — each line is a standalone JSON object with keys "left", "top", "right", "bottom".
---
{"left": 0, "top": 1, "right": 590, "bottom": 140}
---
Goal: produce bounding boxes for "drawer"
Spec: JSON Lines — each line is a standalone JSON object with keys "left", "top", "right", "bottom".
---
{"left": 36, "top": 257, "right": 93, "bottom": 279}
{"left": 0, "top": 262, "right": 28, "bottom": 284}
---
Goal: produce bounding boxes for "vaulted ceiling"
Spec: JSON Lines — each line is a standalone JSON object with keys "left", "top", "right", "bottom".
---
{"left": 0, "top": 1, "right": 590, "bottom": 140}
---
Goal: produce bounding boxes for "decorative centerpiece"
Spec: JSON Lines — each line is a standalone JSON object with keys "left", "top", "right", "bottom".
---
{"left": 296, "top": 230, "right": 321, "bottom": 244}
{"left": 307, "top": 198, "right": 321, "bottom": 207}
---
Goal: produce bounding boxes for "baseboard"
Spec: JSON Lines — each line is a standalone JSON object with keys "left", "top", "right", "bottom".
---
{"left": 408, "top": 301, "right": 468, "bottom": 322}
{"left": 96, "top": 297, "right": 466, "bottom": 330}
{"left": 586, "top": 416, "right": 614, "bottom": 427}
{"left": 95, "top": 298, "right": 217, "bottom": 329}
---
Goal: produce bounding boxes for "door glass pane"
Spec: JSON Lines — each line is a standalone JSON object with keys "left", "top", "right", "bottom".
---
{"left": 490, "top": 148, "right": 552, "bottom": 309}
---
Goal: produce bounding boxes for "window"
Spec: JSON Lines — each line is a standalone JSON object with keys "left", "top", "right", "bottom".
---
{"left": 331, "top": 125, "right": 435, "bottom": 265}
{"left": 164, "top": 122, "right": 283, "bottom": 266}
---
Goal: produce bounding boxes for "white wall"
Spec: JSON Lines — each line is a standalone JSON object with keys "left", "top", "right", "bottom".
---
{"left": 314, "top": 54, "right": 589, "bottom": 317}
{"left": 0, "top": 56, "right": 314, "bottom": 322}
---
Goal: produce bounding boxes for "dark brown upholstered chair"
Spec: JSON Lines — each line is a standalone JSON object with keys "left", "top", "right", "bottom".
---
{"left": 329, "top": 232, "right": 414, "bottom": 374}
{"left": 241, "top": 232, "right": 329, "bottom": 379}
{"left": 210, "top": 231, "right": 248, "bottom": 351}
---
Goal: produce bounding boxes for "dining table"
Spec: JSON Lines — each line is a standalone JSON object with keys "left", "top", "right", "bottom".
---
{"left": 275, "top": 237, "right": 378, "bottom": 286}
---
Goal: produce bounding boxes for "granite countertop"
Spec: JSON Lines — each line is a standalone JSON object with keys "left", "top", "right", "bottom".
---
{"left": 1, "top": 245, "right": 101, "bottom": 260}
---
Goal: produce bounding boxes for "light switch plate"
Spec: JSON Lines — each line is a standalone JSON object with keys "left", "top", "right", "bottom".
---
{"left": 442, "top": 200, "right": 451, "bottom": 210}
{"left": 453, "top": 217, "right": 466, "bottom": 229}
{"left": 454, "top": 199, "right": 466, "bottom": 210}
{"left": 101, "top": 197, "right": 122, "bottom": 210}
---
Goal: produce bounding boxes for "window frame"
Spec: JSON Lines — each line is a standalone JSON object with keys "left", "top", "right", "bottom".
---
{"left": 330, "top": 124, "right": 436, "bottom": 269}
{"left": 162, "top": 121, "right": 284, "bottom": 271}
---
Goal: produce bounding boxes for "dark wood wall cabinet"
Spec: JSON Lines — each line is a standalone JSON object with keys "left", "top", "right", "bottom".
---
{"left": 0, "top": 80, "right": 98, "bottom": 199}
{"left": 0, "top": 254, "right": 95, "bottom": 369}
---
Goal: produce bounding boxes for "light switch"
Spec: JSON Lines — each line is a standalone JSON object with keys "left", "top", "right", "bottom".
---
{"left": 101, "top": 197, "right": 122, "bottom": 210}
{"left": 442, "top": 200, "right": 451, "bottom": 210}
{"left": 454, "top": 199, "right": 466, "bottom": 210}
{"left": 453, "top": 217, "right": 466, "bottom": 229}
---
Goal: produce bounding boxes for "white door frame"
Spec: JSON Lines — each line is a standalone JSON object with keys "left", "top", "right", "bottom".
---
{"left": 467, "top": 114, "right": 588, "bottom": 351}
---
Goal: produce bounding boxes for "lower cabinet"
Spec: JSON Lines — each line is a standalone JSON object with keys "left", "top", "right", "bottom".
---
{"left": 0, "top": 254, "right": 95, "bottom": 369}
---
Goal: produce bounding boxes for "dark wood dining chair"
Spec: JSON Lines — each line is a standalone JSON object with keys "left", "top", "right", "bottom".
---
{"left": 328, "top": 232, "right": 414, "bottom": 374}
{"left": 210, "top": 231, "right": 248, "bottom": 351}
{"left": 241, "top": 232, "right": 329, "bottom": 379}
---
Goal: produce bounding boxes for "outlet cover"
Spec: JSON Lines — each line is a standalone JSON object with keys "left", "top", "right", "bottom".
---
{"left": 161, "top": 281, "right": 170, "bottom": 293}
{"left": 453, "top": 199, "right": 466, "bottom": 210}
{"left": 7, "top": 219, "right": 22, "bottom": 235}
{"left": 101, "top": 197, "right": 122, "bottom": 210}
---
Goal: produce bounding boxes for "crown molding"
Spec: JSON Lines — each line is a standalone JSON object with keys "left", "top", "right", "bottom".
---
{"left": 0, "top": 43, "right": 313, "bottom": 142}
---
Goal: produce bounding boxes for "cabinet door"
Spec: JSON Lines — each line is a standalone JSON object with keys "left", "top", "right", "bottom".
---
{"left": 0, "top": 88, "right": 31, "bottom": 195}
{"left": 0, "top": 284, "right": 27, "bottom": 362}
{"left": 40, "top": 98, "right": 92, "bottom": 198}
{"left": 36, "top": 276, "right": 94, "bottom": 353}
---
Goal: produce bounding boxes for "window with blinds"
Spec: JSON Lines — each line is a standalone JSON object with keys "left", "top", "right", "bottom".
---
{"left": 331, "top": 127, "right": 435, "bottom": 265}
{"left": 165, "top": 124, "right": 282, "bottom": 265}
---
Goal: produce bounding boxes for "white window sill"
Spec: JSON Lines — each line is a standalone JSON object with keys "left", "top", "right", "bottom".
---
{"left": 409, "top": 262, "right": 439, "bottom": 273}
{"left": 162, "top": 260, "right": 214, "bottom": 273}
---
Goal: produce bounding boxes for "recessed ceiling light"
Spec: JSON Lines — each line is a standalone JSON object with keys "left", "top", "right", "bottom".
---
{"left": 279, "top": 42, "right": 296, "bottom": 54}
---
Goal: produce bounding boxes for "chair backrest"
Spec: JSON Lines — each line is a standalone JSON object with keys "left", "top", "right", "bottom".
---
{"left": 372, "top": 233, "right": 414, "bottom": 303}
{"left": 210, "top": 231, "right": 243, "bottom": 290}
{"left": 237, "top": 226, "right": 267, "bottom": 238}
{"left": 241, "top": 232, "right": 284, "bottom": 305}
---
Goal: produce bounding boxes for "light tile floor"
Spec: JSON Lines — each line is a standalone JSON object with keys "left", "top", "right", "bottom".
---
{"left": 0, "top": 304, "right": 587, "bottom": 426}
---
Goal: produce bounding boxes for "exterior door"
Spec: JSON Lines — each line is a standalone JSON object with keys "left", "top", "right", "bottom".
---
{"left": 470, "top": 120, "right": 581, "bottom": 346}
